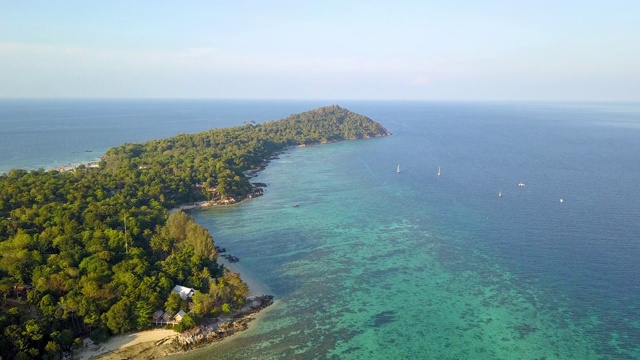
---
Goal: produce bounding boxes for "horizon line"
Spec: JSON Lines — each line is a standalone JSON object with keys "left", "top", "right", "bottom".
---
{"left": 1, "top": 97, "right": 638, "bottom": 104}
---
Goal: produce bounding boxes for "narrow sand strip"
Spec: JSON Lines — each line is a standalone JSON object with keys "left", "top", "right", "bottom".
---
{"left": 74, "top": 329, "right": 178, "bottom": 360}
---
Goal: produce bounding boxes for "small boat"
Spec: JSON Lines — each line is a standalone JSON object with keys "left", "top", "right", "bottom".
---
{"left": 437, "top": 166, "right": 441, "bottom": 176}
{"left": 397, "top": 164, "right": 400, "bottom": 173}
{"left": 293, "top": 204, "right": 300, "bottom": 208}
{"left": 518, "top": 182, "right": 525, "bottom": 187}
{"left": 559, "top": 198, "right": 564, "bottom": 203}
{"left": 499, "top": 191, "right": 502, "bottom": 198}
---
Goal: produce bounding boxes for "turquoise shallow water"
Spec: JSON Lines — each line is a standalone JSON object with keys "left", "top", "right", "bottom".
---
{"left": 174, "top": 102, "right": 640, "bottom": 359}
{"left": 181, "top": 147, "right": 595, "bottom": 359}
{"left": 3, "top": 100, "right": 640, "bottom": 359}
{"left": 177, "top": 102, "right": 640, "bottom": 359}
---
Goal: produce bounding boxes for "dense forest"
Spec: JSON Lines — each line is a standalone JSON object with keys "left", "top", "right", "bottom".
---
{"left": 0, "top": 105, "right": 389, "bottom": 359}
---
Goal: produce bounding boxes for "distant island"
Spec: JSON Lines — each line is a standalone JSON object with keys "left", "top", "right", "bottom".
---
{"left": 0, "top": 105, "right": 390, "bottom": 359}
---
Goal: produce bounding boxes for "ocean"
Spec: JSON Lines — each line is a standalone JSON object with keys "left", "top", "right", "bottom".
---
{"left": 0, "top": 99, "right": 332, "bottom": 174}
{"left": 2, "top": 100, "right": 640, "bottom": 359}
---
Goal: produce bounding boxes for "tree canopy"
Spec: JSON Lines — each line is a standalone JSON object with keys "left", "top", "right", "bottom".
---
{"left": 0, "top": 105, "right": 389, "bottom": 358}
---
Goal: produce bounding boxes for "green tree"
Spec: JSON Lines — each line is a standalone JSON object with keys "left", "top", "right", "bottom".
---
{"left": 44, "top": 340, "right": 62, "bottom": 359}
{"left": 52, "top": 329, "right": 75, "bottom": 351}
{"left": 0, "top": 277, "right": 13, "bottom": 304}
{"left": 174, "top": 313, "right": 198, "bottom": 332}
{"left": 221, "top": 303, "right": 231, "bottom": 314}
{"left": 0, "top": 105, "right": 385, "bottom": 356}
{"left": 185, "top": 222, "right": 217, "bottom": 260}
{"left": 166, "top": 211, "right": 189, "bottom": 243}
{"left": 164, "top": 291, "right": 182, "bottom": 314}
{"left": 103, "top": 298, "right": 135, "bottom": 334}
{"left": 191, "top": 289, "right": 215, "bottom": 316}
{"left": 134, "top": 301, "right": 153, "bottom": 330}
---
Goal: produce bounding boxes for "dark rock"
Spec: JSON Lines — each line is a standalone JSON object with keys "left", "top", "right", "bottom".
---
{"left": 172, "top": 295, "right": 274, "bottom": 352}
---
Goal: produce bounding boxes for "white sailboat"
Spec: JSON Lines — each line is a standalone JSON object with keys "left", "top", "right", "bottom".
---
{"left": 397, "top": 164, "right": 400, "bottom": 173}
{"left": 437, "top": 166, "right": 441, "bottom": 176}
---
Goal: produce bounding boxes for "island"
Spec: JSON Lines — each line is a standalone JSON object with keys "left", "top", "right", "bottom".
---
{"left": 0, "top": 105, "right": 390, "bottom": 359}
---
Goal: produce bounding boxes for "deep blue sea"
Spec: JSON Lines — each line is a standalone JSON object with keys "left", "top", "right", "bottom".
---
{"left": 2, "top": 100, "right": 640, "bottom": 359}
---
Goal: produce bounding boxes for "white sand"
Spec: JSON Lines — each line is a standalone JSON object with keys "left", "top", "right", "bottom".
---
{"left": 74, "top": 329, "right": 178, "bottom": 360}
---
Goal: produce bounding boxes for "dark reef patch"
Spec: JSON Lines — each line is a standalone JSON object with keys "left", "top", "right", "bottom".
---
{"left": 371, "top": 310, "right": 396, "bottom": 327}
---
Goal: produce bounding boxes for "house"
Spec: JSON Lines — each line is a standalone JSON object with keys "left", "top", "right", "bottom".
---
{"left": 174, "top": 310, "right": 187, "bottom": 323}
{"left": 162, "top": 310, "right": 175, "bottom": 323}
{"left": 13, "top": 284, "right": 34, "bottom": 299}
{"left": 152, "top": 310, "right": 164, "bottom": 321}
{"left": 172, "top": 285, "right": 195, "bottom": 300}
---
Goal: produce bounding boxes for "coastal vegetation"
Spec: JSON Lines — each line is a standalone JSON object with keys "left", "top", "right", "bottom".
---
{"left": 0, "top": 105, "right": 389, "bottom": 359}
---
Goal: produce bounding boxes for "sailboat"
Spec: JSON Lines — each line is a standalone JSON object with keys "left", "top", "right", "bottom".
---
{"left": 437, "top": 166, "right": 441, "bottom": 176}
{"left": 397, "top": 164, "right": 400, "bottom": 173}
{"left": 499, "top": 191, "right": 503, "bottom": 198}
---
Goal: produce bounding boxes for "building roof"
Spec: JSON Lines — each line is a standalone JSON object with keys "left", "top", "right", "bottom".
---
{"left": 152, "top": 310, "right": 164, "bottom": 320}
{"left": 172, "top": 285, "right": 195, "bottom": 300}
{"left": 162, "top": 310, "right": 175, "bottom": 322}
{"left": 174, "top": 310, "right": 187, "bottom": 322}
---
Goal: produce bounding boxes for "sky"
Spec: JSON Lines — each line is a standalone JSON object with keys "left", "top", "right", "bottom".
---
{"left": 1, "top": 1, "right": 639, "bottom": 101}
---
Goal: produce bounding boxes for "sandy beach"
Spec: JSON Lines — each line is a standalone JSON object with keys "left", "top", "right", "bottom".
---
{"left": 73, "top": 256, "right": 271, "bottom": 360}
{"left": 74, "top": 329, "right": 178, "bottom": 360}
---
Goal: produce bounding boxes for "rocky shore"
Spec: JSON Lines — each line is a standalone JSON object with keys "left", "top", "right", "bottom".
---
{"left": 170, "top": 295, "right": 274, "bottom": 352}
{"left": 81, "top": 295, "right": 274, "bottom": 360}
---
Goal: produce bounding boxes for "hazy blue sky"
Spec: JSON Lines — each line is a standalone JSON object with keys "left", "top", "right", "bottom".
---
{"left": 1, "top": 1, "right": 639, "bottom": 100}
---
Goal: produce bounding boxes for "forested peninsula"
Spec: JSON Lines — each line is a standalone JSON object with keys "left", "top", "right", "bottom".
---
{"left": 0, "top": 105, "right": 390, "bottom": 359}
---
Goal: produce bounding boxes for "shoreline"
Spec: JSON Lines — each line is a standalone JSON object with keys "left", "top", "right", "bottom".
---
{"left": 87, "top": 295, "right": 274, "bottom": 360}
{"left": 74, "top": 150, "right": 280, "bottom": 360}
{"left": 4, "top": 107, "right": 390, "bottom": 359}
{"left": 73, "top": 329, "right": 179, "bottom": 360}
{"left": 169, "top": 147, "right": 293, "bottom": 212}
{"left": 73, "top": 257, "right": 274, "bottom": 360}
{"left": 217, "top": 256, "right": 273, "bottom": 298}
{"left": 164, "top": 298, "right": 279, "bottom": 360}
